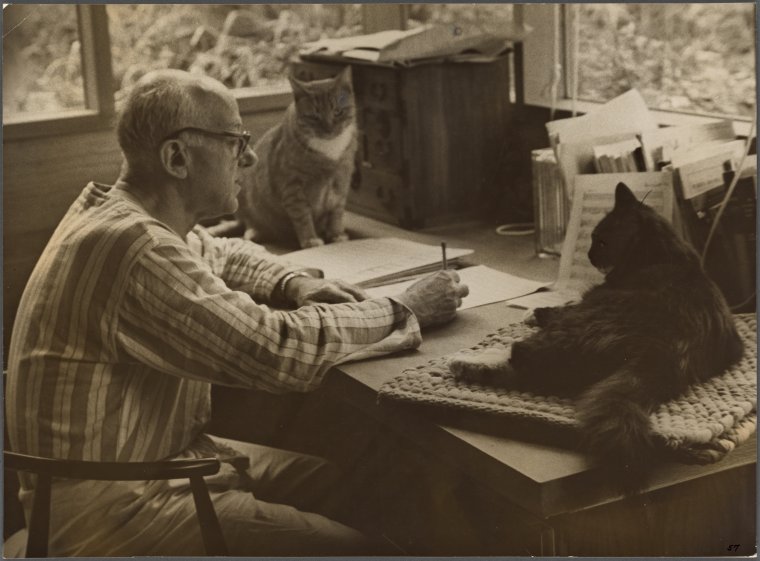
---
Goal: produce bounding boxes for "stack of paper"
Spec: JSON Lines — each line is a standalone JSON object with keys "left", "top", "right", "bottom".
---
{"left": 282, "top": 237, "right": 473, "bottom": 288}
{"left": 547, "top": 89, "right": 660, "bottom": 202}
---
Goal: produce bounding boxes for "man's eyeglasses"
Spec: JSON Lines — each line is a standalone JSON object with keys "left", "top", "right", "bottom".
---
{"left": 164, "top": 127, "right": 251, "bottom": 159}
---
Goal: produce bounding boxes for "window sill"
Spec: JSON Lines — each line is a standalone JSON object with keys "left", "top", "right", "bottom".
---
{"left": 235, "top": 85, "right": 292, "bottom": 115}
{"left": 530, "top": 97, "right": 754, "bottom": 138}
{"left": 4, "top": 86, "right": 294, "bottom": 142}
{"left": 3, "top": 110, "right": 114, "bottom": 141}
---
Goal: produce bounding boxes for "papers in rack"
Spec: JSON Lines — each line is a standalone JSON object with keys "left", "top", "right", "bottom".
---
{"left": 508, "top": 172, "right": 674, "bottom": 309}
{"left": 365, "top": 265, "right": 549, "bottom": 310}
{"left": 638, "top": 119, "right": 736, "bottom": 171}
{"left": 546, "top": 89, "right": 658, "bottom": 144}
{"left": 282, "top": 237, "right": 473, "bottom": 288}
{"left": 547, "top": 90, "right": 660, "bottom": 202}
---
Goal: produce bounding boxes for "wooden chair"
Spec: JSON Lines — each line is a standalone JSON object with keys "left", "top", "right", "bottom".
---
{"left": 4, "top": 451, "right": 229, "bottom": 557}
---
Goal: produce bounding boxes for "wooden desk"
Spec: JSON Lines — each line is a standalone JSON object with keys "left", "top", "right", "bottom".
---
{"left": 212, "top": 212, "right": 756, "bottom": 556}
{"left": 322, "top": 213, "right": 757, "bottom": 556}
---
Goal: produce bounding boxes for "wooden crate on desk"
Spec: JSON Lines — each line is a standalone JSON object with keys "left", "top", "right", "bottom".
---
{"left": 292, "top": 54, "right": 513, "bottom": 229}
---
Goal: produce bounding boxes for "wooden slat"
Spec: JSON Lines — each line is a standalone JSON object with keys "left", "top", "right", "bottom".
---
{"left": 76, "top": 5, "right": 115, "bottom": 118}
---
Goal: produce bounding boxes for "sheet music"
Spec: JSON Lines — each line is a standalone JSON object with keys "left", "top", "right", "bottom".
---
{"left": 508, "top": 172, "right": 674, "bottom": 310}
{"left": 558, "top": 172, "right": 674, "bottom": 292}
{"left": 281, "top": 237, "right": 473, "bottom": 287}
{"left": 365, "top": 265, "right": 549, "bottom": 310}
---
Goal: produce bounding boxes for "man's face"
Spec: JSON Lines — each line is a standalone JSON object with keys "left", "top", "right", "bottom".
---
{"left": 187, "top": 91, "right": 255, "bottom": 220}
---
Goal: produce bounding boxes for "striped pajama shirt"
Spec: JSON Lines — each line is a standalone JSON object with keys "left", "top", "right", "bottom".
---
{"left": 6, "top": 181, "right": 421, "bottom": 555}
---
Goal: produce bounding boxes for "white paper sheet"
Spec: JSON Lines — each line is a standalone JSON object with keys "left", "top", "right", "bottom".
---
{"left": 366, "top": 265, "right": 549, "bottom": 310}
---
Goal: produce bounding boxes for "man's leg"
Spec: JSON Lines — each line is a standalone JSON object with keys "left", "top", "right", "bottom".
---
{"left": 206, "top": 434, "right": 395, "bottom": 554}
{"left": 208, "top": 434, "right": 342, "bottom": 513}
{"left": 212, "top": 487, "right": 374, "bottom": 556}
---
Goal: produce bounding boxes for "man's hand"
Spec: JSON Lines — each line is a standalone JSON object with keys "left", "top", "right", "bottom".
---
{"left": 285, "top": 276, "right": 369, "bottom": 307}
{"left": 393, "top": 270, "right": 469, "bottom": 328}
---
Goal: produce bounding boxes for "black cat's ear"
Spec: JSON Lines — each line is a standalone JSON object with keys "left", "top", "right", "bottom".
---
{"left": 614, "top": 182, "right": 638, "bottom": 208}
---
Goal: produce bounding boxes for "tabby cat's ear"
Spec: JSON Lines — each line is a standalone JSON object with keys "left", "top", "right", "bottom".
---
{"left": 336, "top": 65, "right": 353, "bottom": 88}
{"left": 288, "top": 75, "right": 308, "bottom": 101}
{"left": 614, "top": 182, "right": 638, "bottom": 209}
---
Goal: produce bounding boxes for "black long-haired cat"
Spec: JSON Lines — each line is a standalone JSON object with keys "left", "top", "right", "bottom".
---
{"left": 451, "top": 182, "right": 743, "bottom": 491}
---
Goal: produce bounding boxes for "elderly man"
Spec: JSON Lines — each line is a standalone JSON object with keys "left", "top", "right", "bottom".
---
{"left": 6, "top": 69, "right": 468, "bottom": 556}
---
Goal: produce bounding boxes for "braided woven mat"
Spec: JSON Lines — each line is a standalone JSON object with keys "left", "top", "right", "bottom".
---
{"left": 379, "top": 314, "right": 757, "bottom": 463}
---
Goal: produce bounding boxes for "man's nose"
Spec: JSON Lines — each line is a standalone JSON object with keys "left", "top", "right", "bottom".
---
{"left": 238, "top": 146, "right": 257, "bottom": 168}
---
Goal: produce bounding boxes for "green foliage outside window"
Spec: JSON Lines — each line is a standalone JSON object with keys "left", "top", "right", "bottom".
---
{"left": 576, "top": 3, "right": 755, "bottom": 117}
{"left": 2, "top": 4, "right": 756, "bottom": 121}
{"left": 3, "top": 5, "right": 84, "bottom": 118}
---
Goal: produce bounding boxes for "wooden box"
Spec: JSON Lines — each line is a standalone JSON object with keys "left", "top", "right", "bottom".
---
{"left": 292, "top": 54, "right": 512, "bottom": 229}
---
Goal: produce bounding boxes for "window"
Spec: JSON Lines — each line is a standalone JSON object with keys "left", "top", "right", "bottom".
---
{"left": 524, "top": 4, "right": 755, "bottom": 123}
{"left": 571, "top": 3, "right": 755, "bottom": 118}
{"left": 3, "top": 4, "right": 85, "bottom": 119}
{"left": 4, "top": 4, "right": 755, "bottom": 138}
{"left": 4, "top": 4, "right": 378, "bottom": 138}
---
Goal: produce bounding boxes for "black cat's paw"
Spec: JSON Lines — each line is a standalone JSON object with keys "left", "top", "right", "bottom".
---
{"left": 508, "top": 340, "right": 550, "bottom": 382}
{"left": 243, "top": 227, "right": 260, "bottom": 242}
{"left": 449, "top": 346, "right": 513, "bottom": 384}
{"left": 522, "top": 308, "right": 540, "bottom": 327}
{"left": 524, "top": 307, "right": 559, "bottom": 327}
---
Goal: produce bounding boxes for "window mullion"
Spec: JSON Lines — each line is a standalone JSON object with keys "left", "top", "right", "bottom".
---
{"left": 562, "top": 4, "right": 579, "bottom": 113}
{"left": 77, "top": 5, "right": 114, "bottom": 118}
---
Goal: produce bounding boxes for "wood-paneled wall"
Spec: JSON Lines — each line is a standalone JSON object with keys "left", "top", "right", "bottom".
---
{"left": 3, "top": 109, "right": 288, "bottom": 358}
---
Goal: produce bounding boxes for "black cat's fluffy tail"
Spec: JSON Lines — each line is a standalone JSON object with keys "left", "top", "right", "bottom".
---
{"left": 577, "top": 368, "right": 658, "bottom": 494}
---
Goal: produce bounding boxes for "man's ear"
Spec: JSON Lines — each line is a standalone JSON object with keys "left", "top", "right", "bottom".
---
{"left": 159, "top": 139, "right": 189, "bottom": 179}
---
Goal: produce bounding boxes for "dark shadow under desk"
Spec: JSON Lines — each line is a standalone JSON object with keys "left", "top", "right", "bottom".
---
{"left": 212, "top": 214, "right": 756, "bottom": 556}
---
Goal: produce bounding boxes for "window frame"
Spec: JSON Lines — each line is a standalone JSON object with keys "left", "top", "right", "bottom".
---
{"left": 4, "top": 5, "right": 115, "bottom": 140}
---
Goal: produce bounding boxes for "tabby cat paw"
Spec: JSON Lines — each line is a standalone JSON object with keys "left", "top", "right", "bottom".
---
{"left": 449, "top": 346, "right": 513, "bottom": 383}
{"left": 302, "top": 237, "right": 325, "bottom": 248}
{"left": 328, "top": 233, "right": 350, "bottom": 243}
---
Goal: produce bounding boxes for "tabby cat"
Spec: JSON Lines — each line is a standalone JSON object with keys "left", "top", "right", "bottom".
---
{"left": 236, "top": 66, "right": 357, "bottom": 248}
{"left": 451, "top": 182, "right": 743, "bottom": 491}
